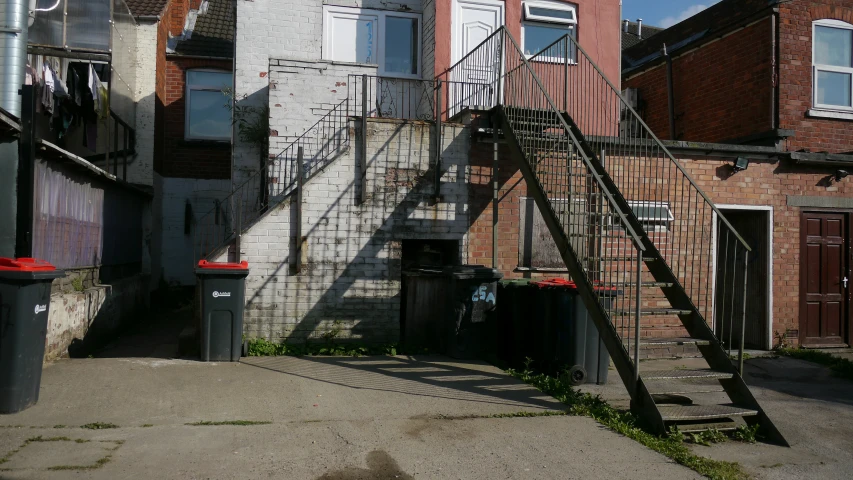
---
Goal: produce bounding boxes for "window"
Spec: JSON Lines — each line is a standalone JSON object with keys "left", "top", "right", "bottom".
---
{"left": 323, "top": 6, "right": 422, "bottom": 78}
{"left": 813, "top": 19, "right": 853, "bottom": 112}
{"left": 185, "top": 70, "right": 232, "bottom": 141}
{"left": 627, "top": 201, "right": 674, "bottom": 232}
{"left": 522, "top": 1, "right": 577, "bottom": 62}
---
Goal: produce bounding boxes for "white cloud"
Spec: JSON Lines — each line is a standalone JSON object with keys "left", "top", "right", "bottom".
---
{"left": 658, "top": 2, "right": 720, "bottom": 29}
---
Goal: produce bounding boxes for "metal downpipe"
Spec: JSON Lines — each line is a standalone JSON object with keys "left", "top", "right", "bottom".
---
{"left": 0, "top": 0, "right": 29, "bottom": 117}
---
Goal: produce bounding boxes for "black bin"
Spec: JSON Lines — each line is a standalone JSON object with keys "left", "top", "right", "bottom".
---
{"left": 0, "top": 258, "right": 65, "bottom": 413}
{"left": 196, "top": 260, "right": 250, "bottom": 362}
{"left": 401, "top": 265, "right": 502, "bottom": 359}
{"left": 444, "top": 266, "right": 503, "bottom": 359}
{"left": 532, "top": 279, "right": 610, "bottom": 385}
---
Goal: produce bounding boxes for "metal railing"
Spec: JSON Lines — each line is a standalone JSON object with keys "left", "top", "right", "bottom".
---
{"left": 347, "top": 75, "right": 435, "bottom": 121}
{"left": 529, "top": 33, "right": 752, "bottom": 369}
{"left": 193, "top": 99, "right": 350, "bottom": 261}
{"left": 436, "top": 27, "right": 751, "bottom": 377}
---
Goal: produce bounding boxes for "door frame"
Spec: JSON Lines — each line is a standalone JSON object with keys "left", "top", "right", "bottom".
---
{"left": 712, "top": 205, "right": 774, "bottom": 349}
{"left": 798, "top": 209, "right": 853, "bottom": 347}
{"left": 451, "top": 0, "right": 506, "bottom": 66}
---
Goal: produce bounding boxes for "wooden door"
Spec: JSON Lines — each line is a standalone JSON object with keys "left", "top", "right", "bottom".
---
{"left": 800, "top": 212, "right": 849, "bottom": 347}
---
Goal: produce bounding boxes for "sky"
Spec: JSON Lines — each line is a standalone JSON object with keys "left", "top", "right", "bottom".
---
{"left": 622, "top": 0, "right": 721, "bottom": 29}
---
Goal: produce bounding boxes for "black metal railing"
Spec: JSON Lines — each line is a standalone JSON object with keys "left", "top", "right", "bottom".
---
{"left": 347, "top": 75, "right": 435, "bottom": 121}
{"left": 193, "top": 99, "right": 350, "bottom": 261}
{"left": 529, "top": 33, "right": 752, "bottom": 368}
{"left": 436, "top": 27, "right": 752, "bottom": 378}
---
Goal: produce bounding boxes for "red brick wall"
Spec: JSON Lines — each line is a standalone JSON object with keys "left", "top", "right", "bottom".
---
{"left": 779, "top": 0, "right": 853, "bottom": 153}
{"left": 154, "top": 0, "right": 232, "bottom": 179}
{"left": 624, "top": 17, "right": 775, "bottom": 142}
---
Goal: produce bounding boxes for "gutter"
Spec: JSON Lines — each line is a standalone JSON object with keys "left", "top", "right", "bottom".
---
{"left": 136, "top": 15, "right": 161, "bottom": 22}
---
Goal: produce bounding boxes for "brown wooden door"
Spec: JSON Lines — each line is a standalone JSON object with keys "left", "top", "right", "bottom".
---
{"left": 801, "top": 212, "right": 849, "bottom": 347}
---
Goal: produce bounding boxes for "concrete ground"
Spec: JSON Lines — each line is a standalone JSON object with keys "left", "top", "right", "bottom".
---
{"left": 0, "top": 352, "right": 699, "bottom": 479}
{"left": 581, "top": 355, "right": 853, "bottom": 480}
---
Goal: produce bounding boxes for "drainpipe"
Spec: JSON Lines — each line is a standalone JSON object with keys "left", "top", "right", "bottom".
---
{"left": 662, "top": 43, "right": 676, "bottom": 140}
{"left": 1, "top": 0, "right": 29, "bottom": 117}
{"left": 771, "top": 10, "right": 779, "bottom": 134}
{"left": 0, "top": 0, "right": 31, "bottom": 258}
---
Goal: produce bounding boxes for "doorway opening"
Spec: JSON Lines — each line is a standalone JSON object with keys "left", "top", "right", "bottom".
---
{"left": 714, "top": 206, "right": 773, "bottom": 350}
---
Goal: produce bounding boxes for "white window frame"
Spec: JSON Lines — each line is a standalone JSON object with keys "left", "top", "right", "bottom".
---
{"left": 812, "top": 19, "right": 853, "bottom": 113}
{"left": 322, "top": 6, "right": 423, "bottom": 79}
{"left": 611, "top": 201, "right": 674, "bottom": 233}
{"left": 521, "top": 1, "right": 577, "bottom": 64}
{"left": 184, "top": 69, "right": 232, "bottom": 142}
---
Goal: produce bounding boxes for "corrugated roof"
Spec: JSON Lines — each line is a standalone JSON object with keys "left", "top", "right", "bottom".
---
{"left": 173, "top": 0, "right": 235, "bottom": 58}
{"left": 623, "top": 0, "right": 787, "bottom": 70}
{"left": 621, "top": 21, "right": 664, "bottom": 50}
{"left": 124, "top": 0, "right": 169, "bottom": 18}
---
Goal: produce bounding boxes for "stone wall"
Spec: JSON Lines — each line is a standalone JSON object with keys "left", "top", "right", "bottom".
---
{"left": 45, "top": 273, "right": 150, "bottom": 361}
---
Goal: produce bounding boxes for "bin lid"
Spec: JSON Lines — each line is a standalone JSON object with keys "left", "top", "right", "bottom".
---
{"left": 0, "top": 257, "right": 57, "bottom": 271}
{"left": 197, "top": 260, "right": 249, "bottom": 271}
{"left": 532, "top": 278, "right": 577, "bottom": 289}
{"left": 444, "top": 265, "right": 503, "bottom": 280}
{"left": 531, "top": 278, "right": 619, "bottom": 294}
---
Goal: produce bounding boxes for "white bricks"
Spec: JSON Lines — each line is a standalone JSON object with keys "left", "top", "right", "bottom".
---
{"left": 237, "top": 119, "right": 469, "bottom": 342}
{"left": 129, "top": 22, "right": 157, "bottom": 187}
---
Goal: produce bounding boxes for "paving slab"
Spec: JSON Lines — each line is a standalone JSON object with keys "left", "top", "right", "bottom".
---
{"left": 0, "top": 355, "right": 698, "bottom": 479}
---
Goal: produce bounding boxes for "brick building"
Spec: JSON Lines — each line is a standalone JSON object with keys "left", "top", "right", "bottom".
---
{"left": 127, "top": 0, "right": 236, "bottom": 286}
{"left": 622, "top": 0, "right": 853, "bottom": 348}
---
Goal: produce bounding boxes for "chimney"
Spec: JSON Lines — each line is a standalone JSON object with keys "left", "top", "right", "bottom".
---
{"left": 622, "top": 19, "right": 630, "bottom": 33}
{"left": 637, "top": 18, "right": 643, "bottom": 38}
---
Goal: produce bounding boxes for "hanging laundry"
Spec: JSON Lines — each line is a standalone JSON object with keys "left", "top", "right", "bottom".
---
{"left": 88, "top": 65, "right": 101, "bottom": 116}
{"left": 41, "top": 62, "right": 54, "bottom": 114}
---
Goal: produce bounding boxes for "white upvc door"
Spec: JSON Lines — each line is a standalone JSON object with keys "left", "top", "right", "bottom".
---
{"left": 449, "top": 0, "right": 505, "bottom": 116}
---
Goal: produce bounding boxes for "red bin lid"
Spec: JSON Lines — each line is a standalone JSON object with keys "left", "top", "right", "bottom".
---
{"left": 531, "top": 278, "right": 577, "bottom": 289}
{"left": 197, "top": 260, "right": 249, "bottom": 270}
{"left": 0, "top": 257, "right": 57, "bottom": 272}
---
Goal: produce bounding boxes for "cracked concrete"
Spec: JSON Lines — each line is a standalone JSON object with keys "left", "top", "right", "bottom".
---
{"left": 0, "top": 354, "right": 699, "bottom": 479}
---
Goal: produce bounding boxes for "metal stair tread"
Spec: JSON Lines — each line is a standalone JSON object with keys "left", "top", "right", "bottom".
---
{"left": 580, "top": 256, "right": 657, "bottom": 262}
{"left": 642, "top": 369, "right": 733, "bottom": 380}
{"left": 657, "top": 404, "right": 758, "bottom": 422}
{"left": 612, "top": 308, "right": 692, "bottom": 316}
{"left": 641, "top": 337, "right": 711, "bottom": 346}
{"left": 643, "top": 377, "right": 726, "bottom": 395}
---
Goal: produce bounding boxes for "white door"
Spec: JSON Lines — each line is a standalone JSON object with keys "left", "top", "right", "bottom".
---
{"left": 450, "top": 0, "right": 505, "bottom": 116}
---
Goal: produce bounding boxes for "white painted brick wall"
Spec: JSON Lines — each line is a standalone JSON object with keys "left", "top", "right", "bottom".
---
{"left": 235, "top": 0, "right": 426, "bottom": 184}
{"left": 227, "top": 119, "right": 470, "bottom": 343}
{"left": 129, "top": 22, "right": 157, "bottom": 187}
{"left": 268, "top": 59, "right": 376, "bottom": 155}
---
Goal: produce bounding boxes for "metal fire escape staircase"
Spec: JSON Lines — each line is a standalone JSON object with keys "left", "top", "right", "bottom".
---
{"left": 439, "top": 28, "right": 786, "bottom": 442}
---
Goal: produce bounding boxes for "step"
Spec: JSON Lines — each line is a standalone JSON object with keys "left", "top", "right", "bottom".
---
{"left": 613, "top": 308, "right": 692, "bottom": 317}
{"left": 602, "top": 282, "right": 674, "bottom": 288}
{"left": 643, "top": 377, "right": 726, "bottom": 395}
{"left": 658, "top": 404, "right": 758, "bottom": 422}
{"left": 641, "top": 337, "right": 711, "bottom": 347}
{"left": 580, "top": 256, "right": 657, "bottom": 263}
{"left": 643, "top": 369, "right": 733, "bottom": 380}
{"left": 675, "top": 420, "right": 741, "bottom": 433}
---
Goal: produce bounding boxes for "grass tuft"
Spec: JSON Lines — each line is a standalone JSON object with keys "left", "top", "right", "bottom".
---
{"left": 141, "top": 424, "right": 153, "bottom": 428}
{"left": 776, "top": 348, "right": 853, "bottom": 381}
{"left": 186, "top": 420, "right": 272, "bottom": 426}
{"left": 508, "top": 366, "right": 751, "bottom": 480}
{"left": 246, "top": 338, "right": 432, "bottom": 357}
{"left": 80, "top": 422, "right": 119, "bottom": 430}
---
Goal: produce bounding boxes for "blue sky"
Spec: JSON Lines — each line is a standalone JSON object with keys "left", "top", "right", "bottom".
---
{"left": 623, "top": 0, "right": 720, "bottom": 29}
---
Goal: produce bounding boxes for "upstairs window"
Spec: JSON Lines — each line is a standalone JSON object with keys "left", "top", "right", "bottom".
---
{"left": 522, "top": 1, "right": 577, "bottom": 62}
{"left": 185, "top": 70, "right": 233, "bottom": 141}
{"left": 813, "top": 20, "right": 853, "bottom": 111}
{"left": 323, "top": 6, "right": 422, "bottom": 78}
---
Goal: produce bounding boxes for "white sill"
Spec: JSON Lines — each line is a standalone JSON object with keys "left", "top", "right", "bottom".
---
{"left": 807, "top": 109, "right": 853, "bottom": 121}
